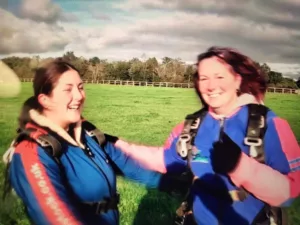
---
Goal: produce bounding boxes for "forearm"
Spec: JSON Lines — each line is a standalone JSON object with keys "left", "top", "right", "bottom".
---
{"left": 114, "top": 139, "right": 166, "bottom": 173}
{"left": 229, "top": 153, "right": 300, "bottom": 207}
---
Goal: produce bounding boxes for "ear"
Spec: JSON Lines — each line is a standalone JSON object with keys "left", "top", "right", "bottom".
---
{"left": 235, "top": 74, "right": 242, "bottom": 90}
{"left": 37, "top": 93, "right": 49, "bottom": 109}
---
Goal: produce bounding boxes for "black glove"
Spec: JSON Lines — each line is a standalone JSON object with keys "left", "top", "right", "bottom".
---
{"left": 211, "top": 132, "right": 242, "bottom": 174}
{"left": 158, "top": 171, "right": 194, "bottom": 197}
{"left": 104, "top": 133, "right": 119, "bottom": 144}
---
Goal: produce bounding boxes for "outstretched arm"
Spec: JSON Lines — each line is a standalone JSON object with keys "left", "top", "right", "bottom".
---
{"left": 9, "top": 141, "right": 86, "bottom": 225}
{"left": 113, "top": 122, "right": 184, "bottom": 173}
{"left": 229, "top": 117, "right": 300, "bottom": 207}
{"left": 101, "top": 122, "right": 189, "bottom": 192}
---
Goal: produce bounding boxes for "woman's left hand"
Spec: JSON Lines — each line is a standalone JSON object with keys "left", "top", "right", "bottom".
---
{"left": 211, "top": 132, "right": 242, "bottom": 174}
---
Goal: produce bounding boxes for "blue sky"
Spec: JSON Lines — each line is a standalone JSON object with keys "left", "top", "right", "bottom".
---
{"left": 1, "top": 0, "right": 300, "bottom": 79}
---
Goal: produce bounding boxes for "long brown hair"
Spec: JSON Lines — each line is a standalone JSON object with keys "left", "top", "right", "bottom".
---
{"left": 194, "top": 46, "right": 267, "bottom": 108}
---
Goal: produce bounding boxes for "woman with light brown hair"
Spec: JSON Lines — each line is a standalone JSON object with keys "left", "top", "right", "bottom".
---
{"left": 115, "top": 46, "right": 300, "bottom": 225}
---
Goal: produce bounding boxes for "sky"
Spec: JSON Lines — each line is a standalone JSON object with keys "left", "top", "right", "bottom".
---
{"left": 0, "top": 0, "right": 300, "bottom": 80}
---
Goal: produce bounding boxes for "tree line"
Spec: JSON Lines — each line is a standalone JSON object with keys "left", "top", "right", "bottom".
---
{"left": 1, "top": 51, "right": 299, "bottom": 89}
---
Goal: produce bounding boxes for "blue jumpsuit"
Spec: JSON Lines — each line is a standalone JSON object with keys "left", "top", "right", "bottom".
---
{"left": 163, "top": 104, "right": 299, "bottom": 224}
{"left": 8, "top": 123, "right": 163, "bottom": 225}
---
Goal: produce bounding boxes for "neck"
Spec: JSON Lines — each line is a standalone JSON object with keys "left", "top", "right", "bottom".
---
{"left": 41, "top": 110, "right": 69, "bottom": 131}
{"left": 210, "top": 95, "right": 238, "bottom": 116}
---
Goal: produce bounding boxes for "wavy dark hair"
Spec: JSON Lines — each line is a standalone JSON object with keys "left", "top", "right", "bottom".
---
{"left": 193, "top": 46, "right": 267, "bottom": 109}
{"left": 18, "top": 59, "right": 79, "bottom": 129}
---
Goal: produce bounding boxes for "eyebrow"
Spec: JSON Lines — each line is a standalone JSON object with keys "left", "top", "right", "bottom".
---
{"left": 64, "top": 82, "right": 83, "bottom": 86}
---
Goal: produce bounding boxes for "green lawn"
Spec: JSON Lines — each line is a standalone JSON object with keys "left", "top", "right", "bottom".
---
{"left": 1, "top": 83, "right": 300, "bottom": 225}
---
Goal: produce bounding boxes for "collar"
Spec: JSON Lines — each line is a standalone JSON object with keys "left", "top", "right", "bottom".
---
{"left": 28, "top": 109, "right": 85, "bottom": 149}
{"left": 208, "top": 93, "right": 264, "bottom": 120}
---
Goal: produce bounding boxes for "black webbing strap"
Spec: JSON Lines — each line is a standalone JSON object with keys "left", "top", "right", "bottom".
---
{"left": 174, "top": 108, "right": 208, "bottom": 225}
{"left": 82, "top": 120, "right": 106, "bottom": 147}
{"left": 84, "top": 193, "right": 120, "bottom": 214}
{"left": 244, "top": 104, "right": 269, "bottom": 163}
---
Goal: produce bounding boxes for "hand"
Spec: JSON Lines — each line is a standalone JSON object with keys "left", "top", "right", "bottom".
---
{"left": 211, "top": 132, "right": 242, "bottom": 174}
{"left": 104, "top": 133, "right": 119, "bottom": 144}
{"left": 159, "top": 171, "right": 194, "bottom": 197}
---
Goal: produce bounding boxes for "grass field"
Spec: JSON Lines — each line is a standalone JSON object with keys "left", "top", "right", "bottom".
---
{"left": 1, "top": 83, "right": 300, "bottom": 225}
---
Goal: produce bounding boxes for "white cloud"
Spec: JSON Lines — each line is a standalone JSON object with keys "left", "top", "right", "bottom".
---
{"left": 0, "top": 9, "right": 70, "bottom": 54}
{"left": 1, "top": 0, "right": 300, "bottom": 79}
{"left": 20, "top": 0, "right": 61, "bottom": 23}
{"left": 268, "top": 63, "right": 300, "bottom": 80}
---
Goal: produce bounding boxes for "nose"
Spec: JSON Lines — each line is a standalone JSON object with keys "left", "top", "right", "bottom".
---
{"left": 73, "top": 87, "right": 84, "bottom": 101}
{"left": 207, "top": 78, "right": 217, "bottom": 91}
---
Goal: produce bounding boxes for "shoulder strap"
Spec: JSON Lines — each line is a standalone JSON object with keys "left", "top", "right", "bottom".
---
{"left": 244, "top": 104, "right": 269, "bottom": 163}
{"left": 82, "top": 120, "right": 123, "bottom": 171}
{"left": 81, "top": 120, "right": 106, "bottom": 147}
{"left": 18, "top": 127, "right": 63, "bottom": 161}
{"left": 242, "top": 104, "right": 288, "bottom": 225}
{"left": 176, "top": 106, "right": 208, "bottom": 163}
{"left": 176, "top": 108, "right": 208, "bottom": 163}
{"left": 2, "top": 127, "right": 64, "bottom": 200}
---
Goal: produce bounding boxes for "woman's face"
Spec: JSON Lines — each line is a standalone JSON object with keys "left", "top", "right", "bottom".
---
{"left": 197, "top": 56, "right": 241, "bottom": 113}
{"left": 38, "top": 69, "right": 86, "bottom": 129}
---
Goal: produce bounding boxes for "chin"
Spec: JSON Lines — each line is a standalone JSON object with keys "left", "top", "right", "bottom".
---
{"left": 204, "top": 99, "right": 222, "bottom": 109}
{"left": 68, "top": 115, "right": 81, "bottom": 124}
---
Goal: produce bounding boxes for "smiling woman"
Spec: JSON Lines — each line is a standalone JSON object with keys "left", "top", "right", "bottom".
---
{"left": 2, "top": 59, "right": 189, "bottom": 225}
{"left": 113, "top": 46, "right": 300, "bottom": 225}
{"left": 30, "top": 60, "right": 85, "bottom": 130}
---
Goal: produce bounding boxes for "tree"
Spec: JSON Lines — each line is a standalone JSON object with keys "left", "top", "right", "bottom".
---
{"left": 296, "top": 77, "right": 300, "bottom": 88}
{"left": 184, "top": 64, "right": 196, "bottom": 83}
{"left": 144, "top": 57, "right": 159, "bottom": 82}
{"left": 268, "top": 71, "right": 283, "bottom": 86}
{"left": 89, "top": 57, "right": 100, "bottom": 66}
{"left": 62, "top": 51, "right": 77, "bottom": 62}
{"left": 129, "top": 58, "right": 144, "bottom": 81}
{"left": 260, "top": 63, "right": 271, "bottom": 82}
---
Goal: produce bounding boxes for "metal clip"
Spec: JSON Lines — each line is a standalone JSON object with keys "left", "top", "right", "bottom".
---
{"left": 178, "top": 134, "right": 191, "bottom": 158}
{"left": 244, "top": 137, "right": 262, "bottom": 147}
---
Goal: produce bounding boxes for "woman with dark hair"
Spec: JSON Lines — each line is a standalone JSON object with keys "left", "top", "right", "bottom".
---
{"left": 114, "top": 46, "right": 300, "bottom": 224}
{"left": 2, "top": 59, "right": 189, "bottom": 225}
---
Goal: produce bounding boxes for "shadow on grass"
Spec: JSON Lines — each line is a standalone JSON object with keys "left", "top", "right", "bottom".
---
{"left": 132, "top": 189, "right": 181, "bottom": 225}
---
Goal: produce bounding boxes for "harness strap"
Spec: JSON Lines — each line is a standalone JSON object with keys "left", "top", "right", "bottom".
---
{"left": 244, "top": 104, "right": 268, "bottom": 163}
{"left": 174, "top": 108, "right": 207, "bottom": 225}
{"left": 84, "top": 193, "right": 120, "bottom": 214}
{"left": 82, "top": 120, "right": 106, "bottom": 147}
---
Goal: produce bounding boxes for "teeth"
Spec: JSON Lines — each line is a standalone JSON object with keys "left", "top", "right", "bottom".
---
{"left": 209, "top": 93, "right": 220, "bottom": 98}
{"left": 69, "top": 106, "right": 79, "bottom": 110}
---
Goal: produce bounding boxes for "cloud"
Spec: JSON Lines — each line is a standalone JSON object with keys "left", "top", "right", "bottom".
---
{"left": 92, "top": 13, "right": 112, "bottom": 21}
{"left": 72, "top": 11, "right": 299, "bottom": 63}
{"left": 0, "top": 8, "right": 70, "bottom": 54}
{"left": 14, "top": 0, "right": 77, "bottom": 23}
{"left": 268, "top": 63, "right": 300, "bottom": 80}
{"left": 108, "top": 0, "right": 300, "bottom": 64}
{"left": 1, "top": 0, "right": 300, "bottom": 78}
{"left": 0, "top": 0, "right": 8, "bottom": 9}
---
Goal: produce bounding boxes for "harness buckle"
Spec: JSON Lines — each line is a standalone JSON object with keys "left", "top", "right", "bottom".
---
{"left": 244, "top": 137, "right": 262, "bottom": 147}
{"left": 94, "top": 193, "right": 120, "bottom": 215}
{"left": 95, "top": 201, "right": 108, "bottom": 214}
{"left": 178, "top": 134, "right": 191, "bottom": 158}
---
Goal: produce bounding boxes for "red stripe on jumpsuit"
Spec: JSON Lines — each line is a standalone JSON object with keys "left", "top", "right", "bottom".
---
{"left": 18, "top": 141, "right": 82, "bottom": 225}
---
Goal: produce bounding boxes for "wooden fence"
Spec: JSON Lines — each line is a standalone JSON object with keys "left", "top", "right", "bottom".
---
{"left": 20, "top": 78, "right": 299, "bottom": 94}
